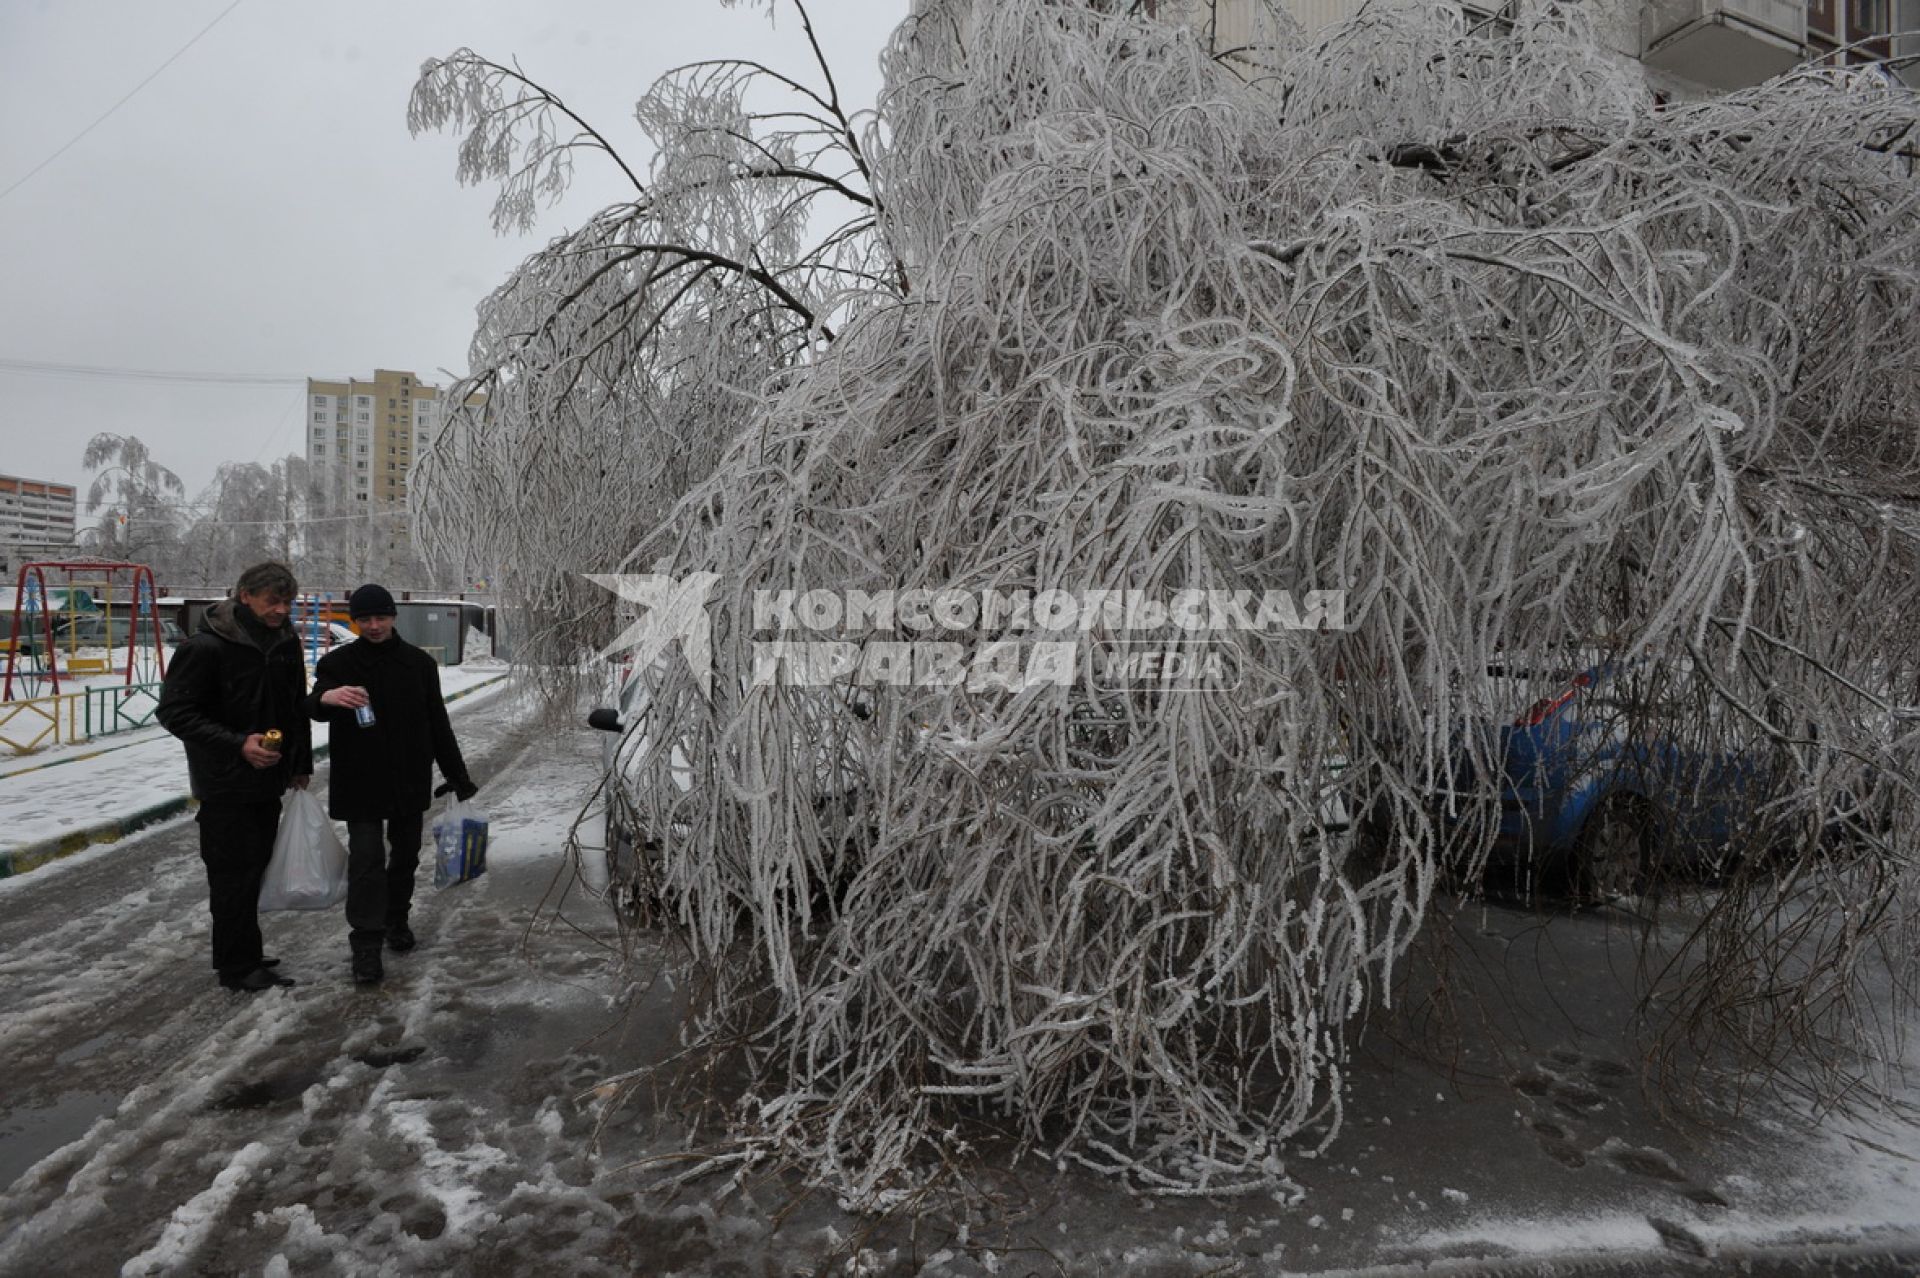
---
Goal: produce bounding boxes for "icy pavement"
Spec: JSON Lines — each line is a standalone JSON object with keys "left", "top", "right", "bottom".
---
{"left": 0, "top": 692, "right": 1915, "bottom": 1274}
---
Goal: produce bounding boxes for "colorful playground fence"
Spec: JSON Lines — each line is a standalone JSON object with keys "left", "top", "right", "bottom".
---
{"left": 0, "top": 681, "right": 163, "bottom": 756}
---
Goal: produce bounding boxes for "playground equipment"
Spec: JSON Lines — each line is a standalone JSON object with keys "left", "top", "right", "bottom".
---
{"left": 2, "top": 561, "right": 168, "bottom": 701}
{"left": 292, "top": 592, "right": 340, "bottom": 668}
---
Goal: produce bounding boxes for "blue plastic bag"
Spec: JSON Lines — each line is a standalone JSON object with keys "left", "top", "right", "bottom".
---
{"left": 432, "top": 797, "right": 489, "bottom": 888}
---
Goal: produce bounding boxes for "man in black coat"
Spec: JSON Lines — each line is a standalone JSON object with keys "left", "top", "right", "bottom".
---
{"left": 306, "top": 583, "right": 477, "bottom": 983}
{"left": 156, "top": 562, "right": 313, "bottom": 993}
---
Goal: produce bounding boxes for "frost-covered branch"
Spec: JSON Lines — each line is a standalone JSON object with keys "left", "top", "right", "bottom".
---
{"left": 407, "top": 8, "right": 890, "bottom": 698}
{"left": 413, "top": 0, "right": 1920, "bottom": 1207}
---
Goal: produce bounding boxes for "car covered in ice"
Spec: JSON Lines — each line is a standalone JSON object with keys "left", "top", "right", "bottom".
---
{"left": 586, "top": 662, "right": 870, "bottom": 918}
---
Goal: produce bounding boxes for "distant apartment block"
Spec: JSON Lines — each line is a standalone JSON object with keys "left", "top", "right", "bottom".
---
{"left": 305, "top": 368, "right": 452, "bottom": 507}
{"left": 0, "top": 474, "right": 76, "bottom": 548}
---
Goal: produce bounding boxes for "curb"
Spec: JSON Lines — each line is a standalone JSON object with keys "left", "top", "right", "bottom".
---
{"left": 0, "top": 729, "right": 170, "bottom": 783}
{"left": 0, "top": 673, "right": 510, "bottom": 881}
{"left": 0, "top": 794, "right": 200, "bottom": 879}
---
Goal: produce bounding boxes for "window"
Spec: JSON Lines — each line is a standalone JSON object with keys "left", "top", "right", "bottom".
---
{"left": 357, "top": 411, "right": 369, "bottom": 423}
{"left": 357, "top": 443, "right": 368, "bottom": 454}
{"left": 356, "top": 460, "right": 367, "bottom": 469}
{"left": 388, "top": 398, "right": 397, "bottom": 408}
{"left": 356, "top": 395, "right": 370, "bottom": 407}
{"left": 388, "top": 461, "right": 397, "bottom": 471}
{"left": 1852, "top": 0, "right": 1886, "bottom": 28}
{"left": 388, "top": 414, "right": 396, "bottom": 424}
{"left": 313, "top": 395, "right": 326, "bottom": 405}
{"left": 314, "top": 444, "right": 326, "bottom": 456}
{"left": 312, "top": 411, "right": 326, "bottom": 423}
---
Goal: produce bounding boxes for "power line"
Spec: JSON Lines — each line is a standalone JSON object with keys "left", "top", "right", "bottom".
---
{"left": 93, "top": 495, "right": 415, "bottom": 525}
{"left": 0, "top": 0, "right": 249, "bottom": 205}
{"left": 244, "top": 387, "right": 312, "bottom": 468}
{"left": 144, "top": 509, "right": 413, "bottom": 528}
{"left": 0, "top": 356, "right": 304, "bottom": 388}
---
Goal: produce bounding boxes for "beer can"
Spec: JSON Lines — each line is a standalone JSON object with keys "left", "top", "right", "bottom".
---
{"left": 355, "top": 703, "right": 376, "bottom": 728}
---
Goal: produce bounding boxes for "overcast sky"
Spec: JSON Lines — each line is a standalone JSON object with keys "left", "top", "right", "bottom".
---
{"left": 0, "top": 0, "right": 907, "bottom": 508}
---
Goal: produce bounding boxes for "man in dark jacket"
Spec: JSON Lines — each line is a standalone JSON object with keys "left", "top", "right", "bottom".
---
{"left": 306, "top": 583, "right": 477, "bottom": 983}
{"left": 156, "top": 562, "right": 314, "bottom": 993}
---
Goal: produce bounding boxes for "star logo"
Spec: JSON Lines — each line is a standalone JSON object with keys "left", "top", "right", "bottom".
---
{"left": 583, "top": 572, "right": 721, "bottom": 695}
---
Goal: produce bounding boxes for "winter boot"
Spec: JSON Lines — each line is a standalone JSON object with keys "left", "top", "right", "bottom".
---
{"left": 221, "top": 966, "right": 295, "bottom": 992}
{"left": 350, "top": 934, "right": 384, "bottom": 984}
{"left": 385, "top": 919, "right": 416, "bottom": 953}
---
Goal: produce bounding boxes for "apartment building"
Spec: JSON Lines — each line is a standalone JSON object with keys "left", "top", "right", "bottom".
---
{"left": 1644, "top": 0, "right": 1916, "bottom": 90}
{"left": 0, "top": 474, "right": 76, "bottom": 549}
{"left": 304, "top": 369, "right": 449, "bottom": 507}
{"left": 1162, "top": 0, "right": 1918, "bottom": 93}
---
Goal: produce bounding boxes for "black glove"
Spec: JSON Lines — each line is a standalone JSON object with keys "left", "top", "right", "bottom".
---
{"left": 435, "top": 778, "right": 480, "bottom": 801}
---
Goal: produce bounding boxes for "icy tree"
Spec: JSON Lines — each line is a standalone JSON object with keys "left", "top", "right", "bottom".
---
{"left": 407, "top": 6, "right": 886, "bottom": 702}
{"left": 412, "top": 0, "right": 1920, "bottom": 1202}
{"left": 170, "top": 458, "right": 417, "bottom": 594}
{"left": 80, "top": 432, "right": 185, "bottom": 569}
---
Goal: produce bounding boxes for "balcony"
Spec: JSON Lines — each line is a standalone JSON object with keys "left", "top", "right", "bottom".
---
{"left": 1642, "top": 0, "right": 1808, "bottom": 90}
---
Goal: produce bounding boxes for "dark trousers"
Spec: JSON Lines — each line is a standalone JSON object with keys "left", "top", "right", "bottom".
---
{"left": 345, "top": 813, "right": 424, "bottom": 941}
{"left": 197, "top": 799, "right": 283, "bottom": 977}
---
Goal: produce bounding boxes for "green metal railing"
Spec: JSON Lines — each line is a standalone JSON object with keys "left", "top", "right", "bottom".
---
{"left": 82, "top": 681, "right": 162, "bottom": 738}
{"left": 0, "top": 680, "right": 164, "bottom": 755}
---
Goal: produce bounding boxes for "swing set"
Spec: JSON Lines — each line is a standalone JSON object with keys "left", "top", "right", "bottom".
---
{"left": 1, "top": 560, "right": 169, "bottom": 702}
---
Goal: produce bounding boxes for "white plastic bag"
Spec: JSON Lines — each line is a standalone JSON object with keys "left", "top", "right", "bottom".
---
{"left": 432, "top": 797, "right": 489, "bottom": 888}
{"left": 259, "top": 790, "right": 349, "bottom": 911}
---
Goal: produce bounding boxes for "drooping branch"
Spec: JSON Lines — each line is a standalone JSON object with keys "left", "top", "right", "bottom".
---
{"left": 412, "top": 0, "right": 1920, "bottom": 1209}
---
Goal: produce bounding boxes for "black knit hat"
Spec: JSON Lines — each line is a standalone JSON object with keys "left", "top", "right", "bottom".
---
{"left": 348, "top": 583, "right": 397, "bottom": 618}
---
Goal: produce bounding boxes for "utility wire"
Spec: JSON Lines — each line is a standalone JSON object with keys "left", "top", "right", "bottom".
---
{"left": 0, "top": 356, "right": 304, "bottom": 388}
{"left": 0, "top": 0, "right": 248, "bottom": 205}
{"left": 112, "top": 507, "right": 413, "bottom": 528}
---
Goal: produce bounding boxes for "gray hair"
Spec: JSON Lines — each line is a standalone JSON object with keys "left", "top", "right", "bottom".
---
{"left": 233, "top": 561, "right": 298, "bottom": 600}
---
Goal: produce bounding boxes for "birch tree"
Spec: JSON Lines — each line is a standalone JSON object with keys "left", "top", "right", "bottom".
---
{"left": 80, "top": 432, "right": 185, "bottom": 570}
{"left": 411, "top": 0, "right": 1920, "bottom": 1203}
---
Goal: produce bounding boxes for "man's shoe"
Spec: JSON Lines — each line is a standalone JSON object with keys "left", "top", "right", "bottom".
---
{"left": 351, "top": 944, "right": 384, "bottom": 985}
{"left": 260, "top": 957, "right": 282, "bottom": 967}
{"left": 385, "top": 922, "right": 416, "bottom": 953}
{"left": 221, "top": 966, "right": 295, "bottom": 992}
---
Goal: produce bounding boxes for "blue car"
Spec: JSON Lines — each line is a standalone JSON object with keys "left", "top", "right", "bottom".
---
{"left": 1435, "top": 658, "right": 1769, "bottom": 900}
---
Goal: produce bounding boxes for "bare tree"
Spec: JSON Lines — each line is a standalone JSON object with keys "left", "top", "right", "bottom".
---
{"left": 412, "top": 0, "right": 1920, "bottom": 1204}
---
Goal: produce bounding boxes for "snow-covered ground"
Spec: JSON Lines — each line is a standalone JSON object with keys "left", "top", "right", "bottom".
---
{"left": 0, "top": 687, "right": 1915, "bottom": 1275}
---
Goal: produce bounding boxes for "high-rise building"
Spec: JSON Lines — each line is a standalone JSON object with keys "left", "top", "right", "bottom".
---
{"left": 304, "top": 368, "right": 450, "bottom": 508}
{"left": 0, "top": 474, "right": 77, "bottom": 549}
